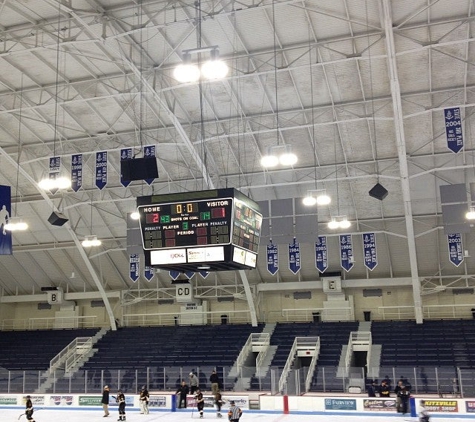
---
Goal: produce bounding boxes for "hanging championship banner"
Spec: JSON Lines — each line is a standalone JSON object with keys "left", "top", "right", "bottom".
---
{"left": 48, "top": 156, "right": 61, "bottom": 194}
{"left": 71, "top": 154, "right": 83, "bottom": 192}
{"left": 129, "top": 254, "right": 140, "bottom": 282}
{"left": 340, "top": 234, "right": 354, "bottom": 272}
{"left": 144, "top": 265, "right": 154, "bottom": 281}
{"left": 120, "top": 148, "right": 133, "bottom": 187}
{"left": 143, "top": 145, "right": 156, "bottom": 185}
{"left": 363, "top": 232, "right": 378, "bottom": 271}
{"left": 184, "top": 270, "right": 194, "bottom": 279}
{"left": 315, "top": 236, "right": 328, "bottom": 273}
{"left": 198, "top": 270, "right": 209, "bottom": 279}
{"left": 267, "top": 243, "right": 278, "bottom": 275}
{"left": 444, "top": 107, "right": 463, "bottom": 153}
{"left": 95, "top": 151, "right": 108, "bottom": 190}
{"left": 288, "top": 238, "right": 301, "bottom": 274}
{"left": 0, "top": 185, "right": 12, "bottom": 255}
{"left": 448, "top": 233, "right": 464, "bottom": 267}
{"left": 169, "top": 270, "right": 180, "bottom": 281}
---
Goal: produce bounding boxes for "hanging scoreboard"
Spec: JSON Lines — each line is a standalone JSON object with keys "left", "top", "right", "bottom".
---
{"left": 137, "top": 189, "right": 262, "bottom": 272}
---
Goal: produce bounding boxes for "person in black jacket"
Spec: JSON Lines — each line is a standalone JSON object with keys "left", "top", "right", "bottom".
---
{"left": 397, "top": 385, "right": 410, "bottom": 414}
{"left": 102, "top": 385, "right": 110, "bottom": 417}
{"left": 379, "top": 380, "right": 390, "bottom": 398}
{"left": 116, "top": 389, "right": 126, "bottom": 421}
{"left": 176, "top": 380, "right": 189, "bottom": 409}
{"left": 25, "top": 395, "right": 35, "bottom": 422}
{"left": 210, "top": 370, "right": 221, "bottom": 395}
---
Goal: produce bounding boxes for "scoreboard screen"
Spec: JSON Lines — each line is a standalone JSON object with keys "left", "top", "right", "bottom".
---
{"left": 139, "top": 197, "right": 234, "bottom": 249}
{"left": 137, "top": 189, "right": 262, "bottom": 271}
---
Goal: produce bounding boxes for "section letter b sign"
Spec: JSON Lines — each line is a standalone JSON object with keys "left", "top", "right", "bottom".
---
{"left": 47, "top": 290, "right": 63, "bottom": 304}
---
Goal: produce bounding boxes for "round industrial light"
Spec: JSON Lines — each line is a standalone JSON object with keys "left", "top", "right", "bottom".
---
{"left": 328, "top": 219, "right": 339, "bottom": 230}
{"left": 339, "top": 218, "right": 351, "bottom": 229}
{"left": 173, "top": 63, "right": 200, "bottom": 83}
{"left": 201, "top": 60, "right": 228, "bottom": 80}
{"left": 279, "top": 152, "right": 298, "bottom": 166}
{"left": 316, "top": 194, "right": 331, "bottom": 205}
{"left": 130, "top": 211, "right": 140, "bottom": 220}
{"left": 302, "top": 196, "right": 317, "bottom": 206}
{"left": 260, "top": 154, "right": 279, "bottom": 168}
{"left": 466, "top": 208, "right": 475, "bottom": 220}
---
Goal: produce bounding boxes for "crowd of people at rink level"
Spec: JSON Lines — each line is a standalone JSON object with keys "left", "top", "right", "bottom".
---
{"left": 367, "top": 375, "right": 430, "bottom": 421}
{"left": 22, "top": 373, "right": 434, "bottom": 422}
{"left": 21, "top": 370, "right": 242, "bottom": 422}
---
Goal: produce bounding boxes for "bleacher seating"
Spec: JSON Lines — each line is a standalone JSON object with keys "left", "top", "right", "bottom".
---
{"left": 77, "top": 324, "right": 262, "bottom": 393}
{"left": 249, "top": 321, "right": 358, "bottom": 391}
{"left": 0, "top": 328, "right": 99, "bottom": 371}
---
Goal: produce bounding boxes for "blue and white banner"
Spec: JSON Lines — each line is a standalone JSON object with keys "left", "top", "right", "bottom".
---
{"left": 120, "top": 148, "right": 133, "bottom": 187}
{"left": 48, "top": 156, "right": 61, "bottom": 194}
{"left": 71, "top": 154, "right": 83, "bottom": 192}
{"left": 144, "top": 265, "right": 154, "bottom": 281}
{"left": 448, "top": 233, "right": 464, "bottom": 267}
{"left": 0, "top": 185, "right": 12, "bottom": 255}
{"left": 288, "top": 238, "right": 301, "bottom": 274}
{"left": 129, "top": 254, "right": 140, "bottom": 282}
{"left": 363, "top": 232, "right": 378, "bottom": 271}
{"left": 315, "top": 236, "right": 328, "bottom": 273}
{"left": 267, "top": 243, "right": 278, "bottom": 275}
{"left": 184, "top": 270, "right": 195, "bottom": 279}
{"left": 169, "top": 270, "right": 180, "bottom": 281}
{"left": 340, "top": 234, "right": 354, "bottom": 272}
{"left": 444, "top": 107, "right": 463, "bottom": 153}
{"left": 95, "top": 151, "right": 108, "bottom": 190}
{"left": 143, "top": 145, "right": 156, "bottom": 185}
{"left": 199, "top": 270, "right": 209, "bottom": 279}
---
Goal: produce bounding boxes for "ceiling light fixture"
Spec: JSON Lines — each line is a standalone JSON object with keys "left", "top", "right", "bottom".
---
{"left": 261, "top": 1, "right": 297, "bottom": 169}
{"left": 327, "top": 215, "right": 351, "bottom": 230}
{"left": 82, "top": 235, "right": 102, "bottom": 248}
{"left": 38, "top": 5, "right": 71, "bottom": 192}
{"left": 260, "top": 145, "right": 297, "bottom": 168}
{"left": 303, "top": 190, "right": 331, "bottom": 207}
{"left": 174, "top": 46, "right": 228, "bottom": 83}
{"left": 4, "top": 217, "right": 28, "bottom": 232}
{"left": 82, "top": 197, "right": 101, "bottom": 248}
{"left": 130, "top": 211, "right": 140, "bottom": 220}
{"left": 6, "top": 74, "right": 28, "bottom": 232}
{"left": 466, "top": 206, "right": 475, "bottom": 220}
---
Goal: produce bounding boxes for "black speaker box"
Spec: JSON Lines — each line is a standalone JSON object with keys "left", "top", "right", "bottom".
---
{"left": 121, "top": 157, "right": 159, "bottom": 181}
{"left": 369, "top": 183, "right": 389, "bottom": 201}
{"left": 48, "top": 211, "right": 69, "bottom": 226}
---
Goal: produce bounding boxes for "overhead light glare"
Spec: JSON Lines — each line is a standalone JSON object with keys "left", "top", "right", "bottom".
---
{"left": 38, "top": 175, "right": 71, "bottom": 191}
{"left": 466, "top": 207, "right": 475, "bottom": 220}
{"left": 201, "top": 60, "right": 228, "bottom": 80}
{"left": 4, "top": 218, "right": 28, "bottom": 231}
{"left": 130, "top": 211, "right": 140, "bottom": 220}
{"left": 328, "top": 216, "right": 351, "bottom": 229}
{"left": 279, "top": 152, "right": 298, "bottom": 166}
{"left": 328, "top": 219, "right": 339, "bottom": 230}
{"left": 173, "top": 63, "right": 200, "bottom": 83}
{"left": 82, "top": 236, "right": 102, "bottom": 248}
{"left": 316, "top": 193, "right": 331, "bottom": 206}
{"left": 260, "top": 154, "right": 279, "bottom": 168}
{"left": 302, "top": 196, "right": 317, "bottom": 206}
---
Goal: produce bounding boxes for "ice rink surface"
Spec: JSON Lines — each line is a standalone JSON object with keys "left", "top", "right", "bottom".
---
{"left": 1, "top": 408, "right": 472, "bottom": 422}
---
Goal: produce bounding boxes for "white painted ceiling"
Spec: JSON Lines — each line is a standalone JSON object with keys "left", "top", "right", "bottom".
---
{"left": 0, "top": 0, "right": 474, "bottom": 299}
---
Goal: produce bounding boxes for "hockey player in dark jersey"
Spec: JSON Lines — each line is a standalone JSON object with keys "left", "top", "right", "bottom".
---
{"left": 116, "top": 389, "right": 126, "bottom": 421}
{"left": 215, "top": 390, "right": 225, "bottom": 418}
{"left": 25, "top": 395, "right": 35, "bottom": 422}
{"left": 195, "top": 388, "right": 205, "bottom": 418}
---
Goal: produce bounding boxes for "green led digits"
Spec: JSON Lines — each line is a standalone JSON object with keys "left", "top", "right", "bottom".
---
{"left": 160, "top": 215, "right": 170, "bottom": 223}
{"left": 183, "top": 221, "right": 189, "bottom": 230}
{"left": 200, "top": 211, "right": 211, "bottom": 220}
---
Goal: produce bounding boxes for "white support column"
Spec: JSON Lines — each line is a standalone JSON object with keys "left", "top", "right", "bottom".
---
{"left": 380, "top": 0, "right": 423, "bottom": 323}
